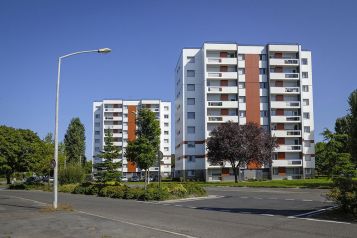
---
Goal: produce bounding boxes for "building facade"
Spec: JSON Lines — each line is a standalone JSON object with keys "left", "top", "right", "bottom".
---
{"left": 92, "top": 99, "right": 171, "bottom": 179}
{"left": 175, "top": 43, "right": 314, "bottom": 181}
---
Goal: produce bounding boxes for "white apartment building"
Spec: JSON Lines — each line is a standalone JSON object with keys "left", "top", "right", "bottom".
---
{"left": 92, "top": 99, "right": 172, "bottom": 178}
{"left": 175, "top": 43, "right": 314, "bottom": 181}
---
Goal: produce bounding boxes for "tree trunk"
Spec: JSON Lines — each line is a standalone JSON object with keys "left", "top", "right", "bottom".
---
{"left": 144, "top": 169, "right": 148, "bottom": 190}
{"left": 6, "top": 173, "right": 11, "bottom": 184}
{"left": 233, "top": 166, "right": 238, "bottom": 183}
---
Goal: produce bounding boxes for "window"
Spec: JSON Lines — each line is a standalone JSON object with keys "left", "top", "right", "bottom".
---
{"left": 305, "top": 155, "right": 312, "bottom": 161}
{"left": 123, "top": 122, "right": 128, "bottom": 126}
{"left": 95, "top": 139, "right": 100, "bottom": 143}
{"left": 260, "top": 111, "right": 268, "bottom": 117}
{"left": 302, "top": 85, "right": 309, "bottom": 92}
{"left": 187, "top": 126, "right": 195, "bottom": 134}
{"left": 259, "top": 68, "right": 266, "bottom": 75}
{"left": 164, "top": 122, "right": 169, "bottom": 127}
{"left": 237, "top": 54, "right": 245, "bottom": 60}
{"left": 304, "top": 126, "right": 310, "bottom": 133}
{"left": 239, "top": 111, "right": 246, "bottom": 118}
{"left": 188, "top": 156, "right": 196, "bottom": 162}
{"left": 164, "top": 106, "right": 169, "bottom": 111}
{"left": 302, "top": 72, "right": 309, "bottom": 78}
{"left": 164, "top": 139, "right": 169, "bottom": 143}
{"left": 187, "top": 84, "right": 195, "bottom": 91}
{"left": 238, "top": 68, "right": 245, "bottom": 75}
{"left": 187, "top": 112, "right": 195, "bottom": 119}
{"left": 303, "top": 99, "right": 309, "bottom": 106}
{"left": 164, "top": 131, "right": 169, "bottom": 135}
{"left": 260, "top": 54, "right": 267, "bottom": 61}
{"left": 187, "top": 70, "right": 195, "bottom": 77}
{"left": 187, "top": 98, "right": 195, "bottom": 105}
{"left": 124, "top": 105, "right": 128, "bottom": 109}
{"left": 95, "top": 114, "right": 100, "bottom": 119}
{"left": 260, "top": 82, "right": 267, "bottom": 89}
{"left": 95, "top": 131, "right": 100, "bottom": 135}
{"left": 187, "top": 56, "right": 195, "bottom": 63}
{"left": 301, "top": 58, "right": 308, "bottom": 65}
{"left": 238, "top": 96, "right": 246, "bottom": 103}
{"left": 164, "top": 147, "right": 169, "bottom": 152}
{"left": 260, "top": 96, "right": 268, "bottom": 103}
{"left": 188, "top": 170, "right": 195, "bottom": 176}
{"left": 238, "top": 82, "right": 245, "bottom": 89}
{"left": 164, "top": 114, "right": 169, "bottom": 119}
{"left": 273, "top": 167, "right": 279, "bottom": 175}
{"left": 304, "top": 141, "right": 311, "bottom": 147}
{"left": 303, "top": 112, "right": 310, "bottom": 119}
{"left": 124, "top": 113, "right": 128, "bottom": 118}
{"left": 95, "top": 122, "right": 100, "bottom": 127}
{"left": 95, "top": 147, "right": 100, "bottom": 152}
{"left": 187, "top": 141, "right": 195, "bottom": 148}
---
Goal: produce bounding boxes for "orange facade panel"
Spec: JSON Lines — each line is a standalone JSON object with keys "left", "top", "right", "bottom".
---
{"left": 127, "top": 105, "right": 137, "bottom": 172}
{"left": 245, "top": 54, "right": 260, "bottom": 125}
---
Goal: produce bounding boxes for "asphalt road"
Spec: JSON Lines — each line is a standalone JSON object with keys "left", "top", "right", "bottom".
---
{"left": 0, "top": 187, "right": 356, "bottom": 238}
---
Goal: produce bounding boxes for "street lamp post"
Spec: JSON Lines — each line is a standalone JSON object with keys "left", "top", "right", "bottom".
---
{"left": 53, "top": 48, "right": 111, "bottom": 209}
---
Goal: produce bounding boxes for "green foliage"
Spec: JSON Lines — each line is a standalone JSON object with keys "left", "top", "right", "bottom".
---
{"left": 328, "top": 178, "right": 357, "bottom": 215}
{"left": 98, "top": 185, "right": 127, "bottom": 198}
{"left": 64, "top": 118, "right": 86, "bottom": 164}
{"left": 59, "top": 184, "right": 78, "bottom": 193}
{"left": 125, "top": 186, "right": 144, "bottom": 199}
{"left": 125, "top": 109, "right": 161, "bottom": 187}
{"left": 95, "top": 129, "right": 122, "bottom": 182}
{"left": 0, "top": 125, "right": 46, "bottom": 184}
{"left": 58, "top": 163, "right": 85, "bottom": 185}
{"left": 8, "top": 183, "right": 26, "bottom": 190}
{"left": 349, "top": 89, "right": 357, "bottom": 165}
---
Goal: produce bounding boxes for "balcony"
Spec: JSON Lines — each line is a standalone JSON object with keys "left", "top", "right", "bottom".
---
{"left": 206, "top": 57, "right": 237, "bottom": 65}
{"left": 272, "top": 159, "right": 302, "bottom": 167}
{"left": 270, "top": 101, "right": 300, "bottom": 109}
{"left": 206, "top": 72, "right": 237, "bottom": 79}
{"left": 207, "top": 115, "right": 238, "bottom": 123}
{"left": 207, "top": 101, "right": 239, "bottom": 108}
{"left": 303, "top": 146, "right": 315, "bottom": 154}
{"left": 269, "top": 58, "right": 299, "bottom": 66}
{"left": 104, "top": 116, "right": 121, "bottom": 121}
{"left": 269, "top": 73, "right": 299, "bottom": 80}
{"left": 271, "top": 130, "right": 301, "bottom": 137}
{"left": 275, "top": 145, "right": 302, "bottom": 152}
{"left": 207, "top": 86, "right": 237, "bottom": 94}
{"left": 270, "top": 87, "right": 300, "bottom": 94}
{"left": 104, "top": 108, "right": 122, "bottom": 112}
{"left": 271, "top": 116, "right": 301, "bottom": 123}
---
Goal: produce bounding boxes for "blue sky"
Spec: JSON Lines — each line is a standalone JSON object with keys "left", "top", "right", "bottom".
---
{"left": 1, "top": 0, "right": 356, "bottom": 159}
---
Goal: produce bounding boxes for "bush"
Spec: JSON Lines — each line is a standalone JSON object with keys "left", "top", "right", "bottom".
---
{"left": 125, "top": 187, "right": 144, "bottom": 199}
{"left": 167, "top": 183, "right": 187, "bottom": 198}
{"left": 59, "top": 184, "right": 78, "bottom": 193}
{"left": 72, "top": 182, "right": 102, "bottom": 195}
{"left": 8, "top": 183, "right": 26, "bottom": 190}
{"left": 59, "top": 164, "right": 85, "bottom": 185}
{"left": 98, "top": 185, "right": 127, "bottom": 198}
{"left": 328, "top": 177, "right": 357, "bottom": 215}
{"left": 182, "top": 183, "right": 206, "bottom": 197}
{"left": 140, "top": 186, "right": 170, "bottom": 201}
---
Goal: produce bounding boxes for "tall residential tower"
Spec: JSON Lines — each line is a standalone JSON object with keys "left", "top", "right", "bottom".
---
{"left": 175, "top": 43, "right": 314, "bottom": 181}
{"left": 92, "top": 99, "right": 171, "bottom": 178}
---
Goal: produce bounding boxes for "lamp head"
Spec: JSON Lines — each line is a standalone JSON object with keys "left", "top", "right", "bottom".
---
{"left": 98, "top": 48, "right": 111, "bottom": 53}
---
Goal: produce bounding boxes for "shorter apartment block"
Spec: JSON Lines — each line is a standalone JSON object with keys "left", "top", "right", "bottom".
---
{"left": 175, "top": 42, "right": 315, "bottom": 181}
{"left": 92, "top": 99, "right": 171, "bottom": 179}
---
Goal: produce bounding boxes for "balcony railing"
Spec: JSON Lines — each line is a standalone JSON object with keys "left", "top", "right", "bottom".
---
{"left": 270, "top": 87, "right": 300, "bottom": 94}
{"left": 271, "top": 130, "right": 301, "bottom": 137}
{"left": 270, "top": 73, "right": 299, "bottom": 80}
{"left": 271, "top": 116, "right": 301, "bottom": 123}
{"left": 207, "top": 87, "right": 222, "bottom": 92}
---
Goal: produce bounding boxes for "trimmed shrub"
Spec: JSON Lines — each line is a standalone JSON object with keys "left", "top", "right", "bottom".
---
{"left": 140, "top": 187, "right": 170, "bottom": 201}
{"left": 182, "top": 183, "right": 206, "bottom": 197}
{"left": 125, "top": 187, "right": 144, "bottom": 199}
{"left": 8, "top": 183, "right": 26, "bottom": 190}
{"left": 59, "top": 164, "right": 85, "bottom": 185}
{"left": 59, "top": 184, "right": 78, "bottom": 193}
{"left": 168, "top": 183, "right": 188, "bottom": 198}
{"left": 98, "top": 185, "right": 127, "bottom": 198}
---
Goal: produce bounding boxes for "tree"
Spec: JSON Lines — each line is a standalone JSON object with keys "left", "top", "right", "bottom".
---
{"left": 64, "top": 118, "right": 86, "bottom": 165}
{"left": 348, "top": 89, "right": 357, "bottom": 165}
{"left": 94, "top": 128, "right": 121, "bottom": 182}
{"left": 125, "top": 109, "right": 161, "bottom": 188}
{"left": 0, "top": 126, "right": 44, "bottom": 184}
{"left": 315, "top": 129, "right": 352, "bottom": 178}
{"left": 207, "top": 122, "right": 277, "bottom": 183}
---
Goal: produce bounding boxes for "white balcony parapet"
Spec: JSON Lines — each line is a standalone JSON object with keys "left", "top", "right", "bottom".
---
{"left": 270, "top": 73, "right": 299, "bottom": 80}
{"left": 207, "top": 101, "right": 238, "bottom": 108}
{"left": 269, "top": 58, "right": 299, "bottom": 66}
{"left": 207, "top": 86, "right": 237, "bottom": 94}
{"left": 271, "top": 130, "right": 301, "bottom": 137}
{"left": 206, "top": 72, "right": 237, "bottom": 79}
{"left": 270, "top": 87, "right": 300, "bottom": 94}
{"left": 275, "top": 145, "right": 302, "bottom": 152}
{"left": 207, "top": 57, "right": 237, "bottom": 65}
{"left": 272, "top": 159, "right": 302, "bottom": 167}
{"left": 207, "top": 115, "right": 238, "bottom": 123}
{"left": 271, "top": 101, "right": 300, "bottom": 108}
{"left": 271, "top": 116, "right": 301, "bottom": 123}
